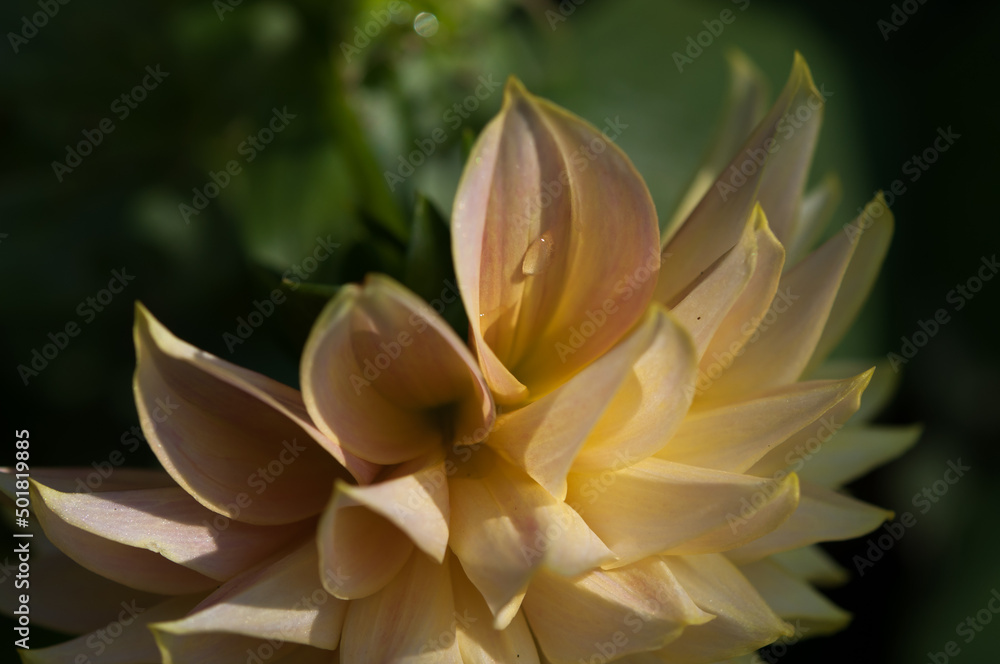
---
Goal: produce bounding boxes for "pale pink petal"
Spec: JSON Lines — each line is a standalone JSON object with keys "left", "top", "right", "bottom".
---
{"left": 156, "top": 634, "right": 335, "bottom": 664}
{"left": 449, "top": 448, "right": 614, "bottom": 628}
{"left": 567, "top": 458, "right": 799, "bottom": 564}
{"left": 31, "top": 479, "right": 313, "bottom": 582}
{"left": 21, "top": 595, "right": 205, "bottom": 664}
{"left": 522, "top": 557, "right": 712, "bottom": 664}
{"left": 658, "top": 372, "right": 872, "bottom": 473}
{"left": 453, "top": 77, "right": 660, "bottom": 403}
{"left": 301, "top": 274, "right": 494, "bottom": 465}
{"left": 340, "top": 551, "right": 463, "bottom": 663}
{"left": 30, "top": 481, "right": 219, "bottom": 595}
{"left": 727, "top": 482, "right": 892, "bottom": 564}
{"left": 133, "top": 304, "right": 373, "bottom": 526}
{"left": 152, "top": 540, "right": 346, "bottom": 651}
{"left": 318, "top": 455, "right": 450, "bottom": 599}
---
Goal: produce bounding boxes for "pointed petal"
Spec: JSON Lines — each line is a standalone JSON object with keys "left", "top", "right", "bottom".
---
{"left": 21, "top": 595, "right": 205, "bottom": 664}
{"left": 797, "top": 424, "right": 922, "bottom": 488}
{"left": 655, "top": 554, "right": 793, "bottom": 663}
{"left": 318, "top": 455, "right": 450, "bottom": 599}
{"left": 451, "top": 557, "right": 541, "bottom": 664}
{"left": 572, "top": 307, "right": 697, "bottom": 472}
{"left": 301, "top": 274, "right": 494, "bottom": 465}
{"left": 522, "top": 557, "right": 712, "bottom": 664}
{"left": 134, "top": 304, "right": 372, "bottom": 526}
{"left": 739, "top": 559, "right": 851, "bottom": 634}
{"left": 658, "top": 53, "right": 824, "bottom": 304}
{"left": 449, "top": 447, "right": 614, "bottom": 627}
{"left": 0, "top": 549, "right": 164, "bottom": 635}
{"left": 697, "top": 213, "right": 859, "bottom": 403}
{"left": 805, "top": 195, "right": 894, "bottom": 372}
{"left": 29, "top": 481, "right": 218, "bottom": 595}
{"left": 568, "top": 458, "right": 799, "bottom": 564}
{"left": 671, "top": 212, "right": 759, "bottom": 357}
{"left": 695, "top": 209, "right": 784, "bottom": 393}
{"left": 785, "top": 173, "right": 842, "bottom": 265}
{"left": 31, "top": 478, "right": 312, "bottom": 583}
{"left": 156, "top": 634, "right": 334, "bottom": 664}
{"left": 340, "top": 551, "right": 462, "bottom": 663}
{"left": 153, "top": 540, "right": 346, "bottom": 651}
{"left": 665, "top": 50, "right": 770, "bottom": 236}
{"left": 659, "top": 372, "right": 872, "bottom": 473}
{"left": 770, "top": 545, "right": 848, "bottom": 587}
{"left": 727, "top": 482, "right": 892, "bottom": 564}
{"left": 746, "top": 370, "right": 873, "bottom": 477}
{"left": 808, "top": 357, "right": 899, "bottom": 422}
{"left": 490, "top": 307, "right": 695, "bottom": 495}
{"left": 453, "top": 77, "right": 660, "bottom": 402}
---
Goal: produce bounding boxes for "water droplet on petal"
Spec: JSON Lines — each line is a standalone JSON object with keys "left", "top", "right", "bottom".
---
{"left": 522, "top": 232, "right": 554, "bottom": 276}
{"left": 413, "top": 12, "right": 439, "bottom": 37}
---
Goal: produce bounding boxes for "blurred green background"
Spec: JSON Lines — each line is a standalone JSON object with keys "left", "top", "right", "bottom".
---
{"left": 2, "top": 0, "right": 998, "bottom": 661}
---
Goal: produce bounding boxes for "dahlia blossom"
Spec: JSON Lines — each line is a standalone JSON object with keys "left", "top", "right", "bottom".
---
{"left": 3, "top": 52, "right": 919, "bottom": 664}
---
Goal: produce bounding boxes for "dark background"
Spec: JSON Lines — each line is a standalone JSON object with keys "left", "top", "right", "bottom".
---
{"left": 1, "top": 0, "right": 997, "bottom": 661}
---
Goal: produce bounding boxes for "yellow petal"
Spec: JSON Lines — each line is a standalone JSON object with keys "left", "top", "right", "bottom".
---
{"left": 658, "top": 53, "right": 823, "bottom": 304}
{"left": 522, "top": 557, "right": 712, "bottom": 664}
{"left": 796, "top": 424, "right": 922, "bottom": 488}
{"left": 727, "top": 482, "right": 892, "bottom": 564}
{"left": 453, "top": 77, "right": 660, "bottom": 403}
{"left": 449, "top": 447, "right": 615, "bottom": 628}
{"left": 805, "top": 194, "right": 894, "bottom": 372}
{"left": 318, "top": 455, "right": 450, "bottom": 599}
{"left": 808, "top": 357, "right": 899, "bottom": 422}
{"left": 784, "top": 173, "right": 842, "bottom": 265}
{"left": 301, "top": 274, "right": 494, "bottom": 465}
{"left": 739, "top": 559, "right": 851, "bottom": 635}
{"left": 746, "top": 370, "right": 873, "bottom": 477}
{"left": 770, "top": 545, "right": 848, "bottom": 587}
{"left": 572, "top": 307, "right": 697, "bottom": 473}
{"left": 695, "top": 208, "right": 784, "bottom": 389}
{"left": 451, "top": 557, "right": 541, "bottom": 664}
{"left": 152, "top": 540, "right": 346, "bottom": 651}
{"left": 134, "top": 303, "right": 373, "bottom": 525}
{"left": 671, "top": 211, "right": 759, "bottom": 353}
{"left": 660, "top": 372, "right": 872, "bottom": 473}
{"left": 567, "top": 458, "right": 800, "bottom": 565}
{"left": 340, "top": 551, "right": 463, "bottom": 663}
{"left": 490, "top": 307, "right": 695, "bottom": 495}
{"left": 654, "top": 554, "right": 793, "bottom": 663}
{"left": 665, "top": 50, "right": 770, "bottom": 237}
{"left": 696, "top": 210, "right": 858, "bottom": 404}
{"left": 20, "top": 595, "right": 205, "bottom": 664}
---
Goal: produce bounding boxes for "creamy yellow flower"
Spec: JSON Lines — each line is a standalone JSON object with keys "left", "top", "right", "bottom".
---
{"left": 3, "top": 52, "right": 919, "bottom": 664}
